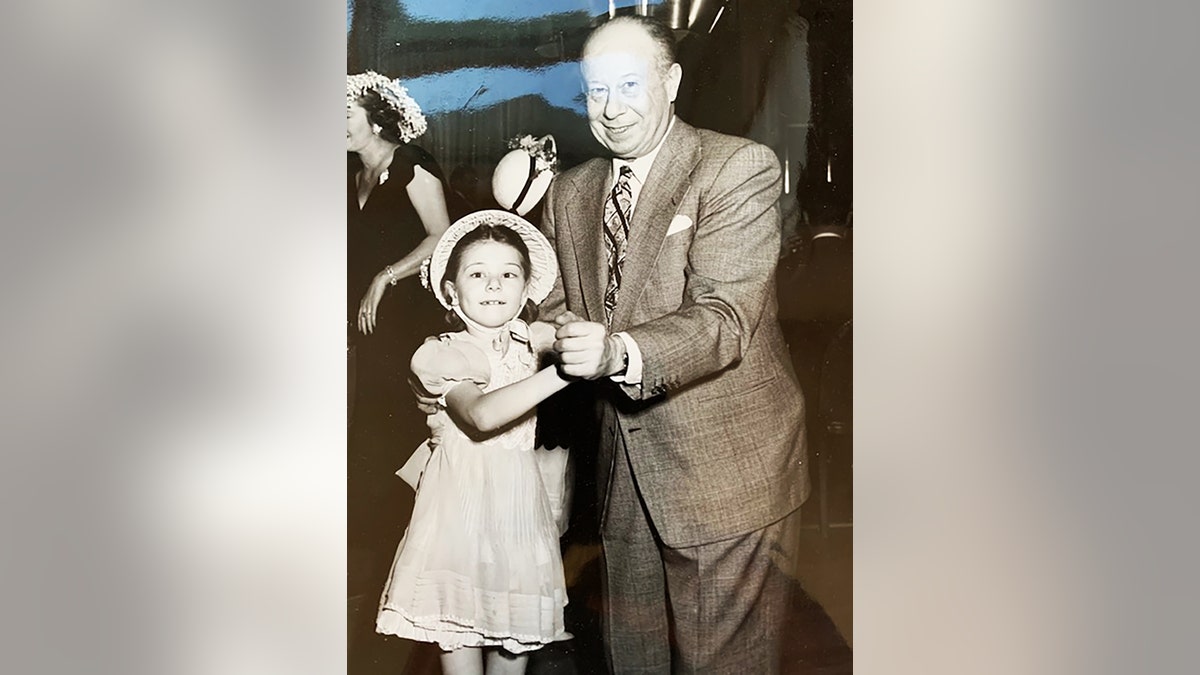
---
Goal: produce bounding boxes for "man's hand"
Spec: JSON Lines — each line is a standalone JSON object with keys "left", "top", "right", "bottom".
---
{"left": 409, "top": 377, "right": 439, "bottom": 415}
{"left": 553, "top": 311, "right": 627, "bottom": 380}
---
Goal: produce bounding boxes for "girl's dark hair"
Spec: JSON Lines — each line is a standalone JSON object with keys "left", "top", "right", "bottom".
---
{"left": 356, "top": 90, "right": 407, "bottom": 145}
{"left": 441, "top": 224, "right": 539, "bottom": 328}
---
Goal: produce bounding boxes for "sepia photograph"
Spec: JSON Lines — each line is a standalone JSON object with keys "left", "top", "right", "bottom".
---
{"left": 9, "top": 1, "right": 1200, "bottom": 673}
{"left": 347, "top": 1, "right": 851, "bottom": 672}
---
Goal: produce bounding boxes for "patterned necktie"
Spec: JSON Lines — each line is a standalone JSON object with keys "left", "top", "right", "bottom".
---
{"left": 602, "top": 165, "right": 635, "bottom": 327}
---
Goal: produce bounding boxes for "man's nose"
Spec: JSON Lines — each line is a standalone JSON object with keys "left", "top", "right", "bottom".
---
{"left": 603, "top": 93, "right": 625, "bottom": 119}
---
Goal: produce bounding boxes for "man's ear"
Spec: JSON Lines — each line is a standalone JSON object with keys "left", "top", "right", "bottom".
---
{"left": 665, "top": 62, "right": 682, "bottom": 103}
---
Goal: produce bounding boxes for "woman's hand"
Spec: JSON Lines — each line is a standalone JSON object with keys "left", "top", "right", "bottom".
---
{"left": 357, "top": 274, "right": 389, "bottom": 335}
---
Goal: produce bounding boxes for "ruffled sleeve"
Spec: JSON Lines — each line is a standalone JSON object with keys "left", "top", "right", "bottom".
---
{"left": 410, "top": 335, "right": 492, "bottom": 401}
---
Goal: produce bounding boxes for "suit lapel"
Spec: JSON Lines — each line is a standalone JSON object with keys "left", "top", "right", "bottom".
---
{"left": 611, "top": 121, "right": 700, "bottom": 330}
{"left": 566, "top": 160, "right": 610, "bottom": 322}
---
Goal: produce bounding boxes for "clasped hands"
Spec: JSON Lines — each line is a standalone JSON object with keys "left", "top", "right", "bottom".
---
{"left": 412, "top": 312, "right": 625, "bottom": 413}
{"left": 547, "top": 311, "right": 627, "bottom": 380}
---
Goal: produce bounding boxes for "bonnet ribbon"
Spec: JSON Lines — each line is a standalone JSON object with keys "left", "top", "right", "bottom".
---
{"left": 507, "top": 154, "right": 539, "bottom": 215}
{"left": 451, "top": 305, "right": 532, "bottom": 356}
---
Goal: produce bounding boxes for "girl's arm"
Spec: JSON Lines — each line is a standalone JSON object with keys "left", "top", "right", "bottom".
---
{"left": 443, "top": 365, "right": 570, "bottom": 435}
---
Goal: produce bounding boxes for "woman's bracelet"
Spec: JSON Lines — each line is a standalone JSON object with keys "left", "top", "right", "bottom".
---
{"left": 384, "top": 265, "right": 399, "bottom": 286}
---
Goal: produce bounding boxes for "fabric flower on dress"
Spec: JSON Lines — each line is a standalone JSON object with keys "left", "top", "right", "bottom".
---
{"left": 418, "top": 256, "right": 432, "bottom": 292}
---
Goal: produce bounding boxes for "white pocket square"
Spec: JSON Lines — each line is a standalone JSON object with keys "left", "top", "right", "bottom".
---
{"left": 666, "top": 214, "right": 693, "bottom": 235}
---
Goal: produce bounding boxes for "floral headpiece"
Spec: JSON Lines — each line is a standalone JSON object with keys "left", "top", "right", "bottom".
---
{"left": 347, "top": 71, "right": 428, "bottom": 144}
{"left": 493, "top": 134, "right": 559, "bottom": 216}
{"left": 507, "top": 134, "right": 559, "bottom": 174}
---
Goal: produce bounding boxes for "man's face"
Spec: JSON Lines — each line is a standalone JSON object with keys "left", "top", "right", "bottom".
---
{"left": 581, "top": 24, "right": 682, "bottom": 160}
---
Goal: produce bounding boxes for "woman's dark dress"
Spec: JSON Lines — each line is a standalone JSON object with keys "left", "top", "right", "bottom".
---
{"left": 348, "top": 144, "right": 447, "bottom": 592}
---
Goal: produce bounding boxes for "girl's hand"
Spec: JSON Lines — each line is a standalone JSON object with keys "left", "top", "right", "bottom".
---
{"left": 357, "top": 275, "right": 389, "bottom": 335}
{"left": 529, "top": 320, "right": 557, "bottom": 356}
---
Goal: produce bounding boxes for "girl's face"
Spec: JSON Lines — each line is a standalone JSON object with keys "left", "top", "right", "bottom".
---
{"left": 445, "top": 240, "right": 529, "bottom": 329}
{"left": 347, "top": 102, "right": 373, "bottom": 152}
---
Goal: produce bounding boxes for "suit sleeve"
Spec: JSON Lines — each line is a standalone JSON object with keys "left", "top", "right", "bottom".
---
{"left": 536, "top": 177, "right": 568, "bottom": 321}
{"left": 620, "top": 142, "right": 782, "bottom": 399}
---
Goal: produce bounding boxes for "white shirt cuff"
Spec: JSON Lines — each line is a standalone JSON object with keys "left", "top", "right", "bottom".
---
{"left": 610, "top": 331, "right": 643, "bottom": 385}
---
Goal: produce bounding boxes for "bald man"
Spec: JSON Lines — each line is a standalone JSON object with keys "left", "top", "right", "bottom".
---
{"left": 543, "top": 15, "right": 810, "bottom": 673}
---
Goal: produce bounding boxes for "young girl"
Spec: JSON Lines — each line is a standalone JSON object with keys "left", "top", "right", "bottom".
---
{"left": 376, "top": 210, "right": 570, "bottom": 675}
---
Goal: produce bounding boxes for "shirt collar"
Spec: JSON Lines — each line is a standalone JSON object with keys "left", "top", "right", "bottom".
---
{"left": 611, "top": 116, "right": 676, "bottom": 186}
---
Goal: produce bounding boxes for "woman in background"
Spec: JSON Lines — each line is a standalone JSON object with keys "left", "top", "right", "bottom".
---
{"left": 347, "top": 71, "right": 451, "bottom": 640}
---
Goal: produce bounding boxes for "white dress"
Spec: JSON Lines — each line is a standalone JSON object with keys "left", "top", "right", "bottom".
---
{"left": 376, "top": 331, "right": 569, "bottom": 653}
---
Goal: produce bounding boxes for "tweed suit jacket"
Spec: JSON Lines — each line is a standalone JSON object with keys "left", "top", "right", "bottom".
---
{"left": 540, "top": 119, "right": 810, "bottom": 548}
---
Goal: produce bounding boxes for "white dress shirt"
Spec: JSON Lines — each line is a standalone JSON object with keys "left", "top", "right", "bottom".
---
{"left": 608, "top": 117, "right": 676, "bottom": 386}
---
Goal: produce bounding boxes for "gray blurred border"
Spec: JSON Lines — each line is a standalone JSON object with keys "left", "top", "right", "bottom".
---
{"left": 3, "top": 0, "right": 1200, "bottom": 673}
